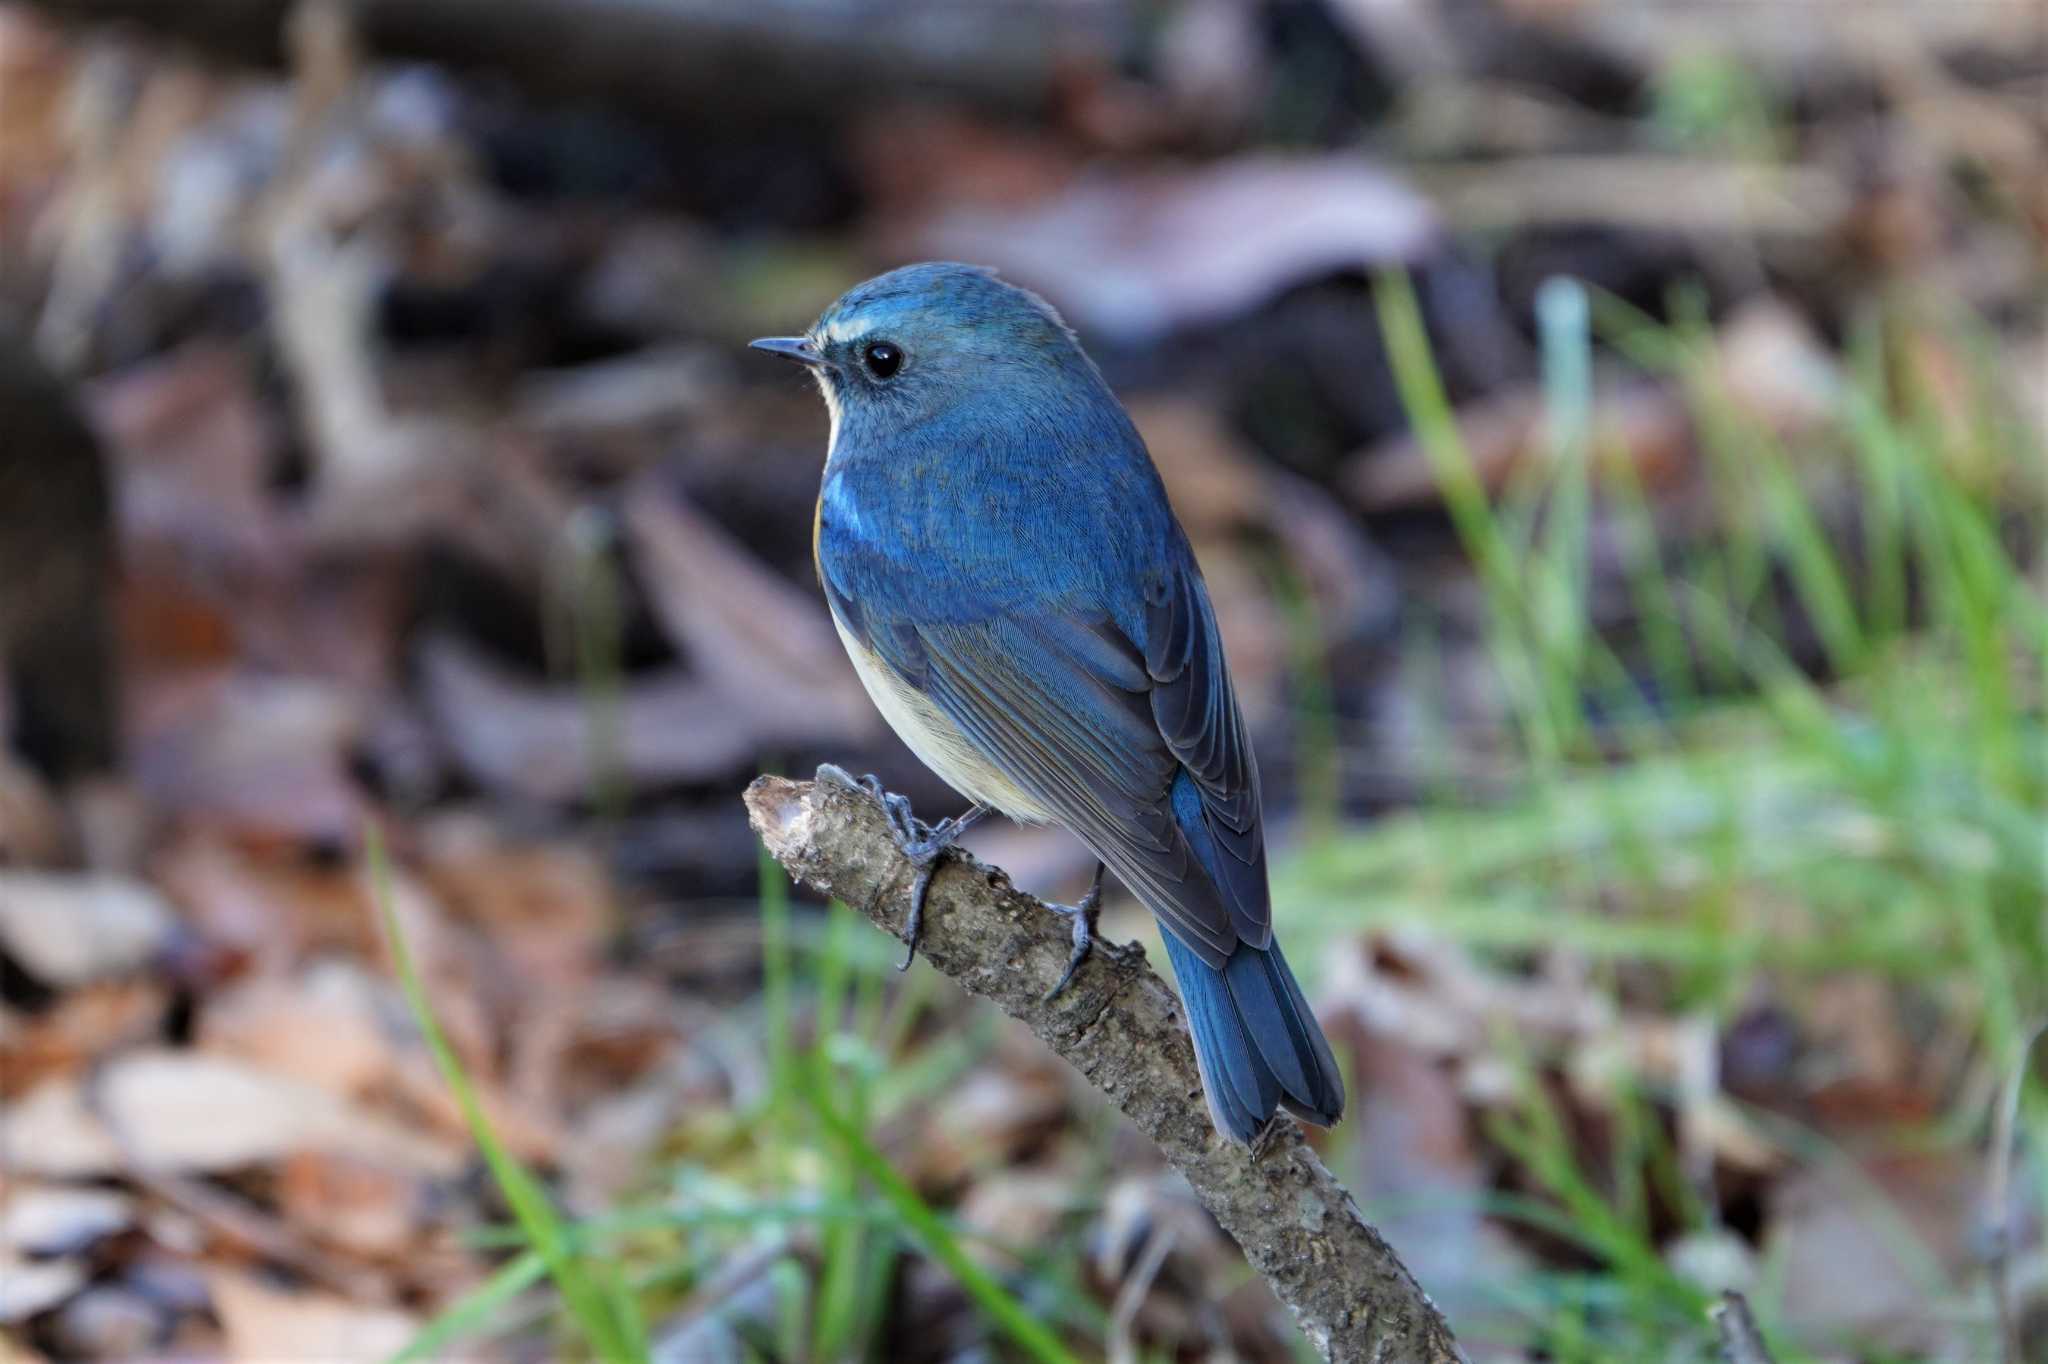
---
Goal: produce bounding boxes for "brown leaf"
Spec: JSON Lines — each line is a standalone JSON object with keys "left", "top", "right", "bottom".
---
{"left": 418, "top": 632, "right": 758, "bottom": 801}
{"left": 276, "top": 1149, "right": 428, "bottom": 1259}
{"left": 1336, "top": 1026, "right": 1532, "bottom": 1318}
{"left": 88, "top": 342, "right": 283, "bottom": 574}
{"left": 95, "top": 1049, "right": 460, "bottom": 1177}
{"left": 906, "top": 154, "right": 1440, "bottom": 342}
{"left": 0, "top": 1079, "right": 123, "bottom": 1179}
{"left": 1344, "top": 382, "right": 1692, "bottom": 513}
{"left": 914, "top": 1058, "right": 1067, "bottom": 1188}
{"left": 418, "top": 825, "right": 609, "bottom": 987}
{"left": 0, "top": 871, "right": 175, "bottom": 987}
{"left": 0, "top": 1183, "right": 133, "bottom": 1258}
{"left": 624, "top": 478, "right": 876, "bottom": 743}
{"left": 206, "top": 1268, "right": 417, "bottom": 1363}
{"left": 0, "top": 757, "right": 66, "bottom": 867}
{"left": 0, "top": 1252, "right": 86, "bottom": 1325}
{"left": 130, "top": 671, "right": 367, "bottom": 844}
{"left": 1768, "top": 1150, "right": 1993, "bottom": 1357}
{"left": 1714, "top": 297, "right": 1843, "bottom": 439}
{"left": 197, "top": 962, "right": 398, "bottom": 1100}
{"left": 0, "top": 979, "right": 168, "bottom": 1099}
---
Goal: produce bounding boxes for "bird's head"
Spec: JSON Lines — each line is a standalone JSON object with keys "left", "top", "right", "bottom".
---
{"left": 751, "top": 262, "right": 1100, "bottom": 446}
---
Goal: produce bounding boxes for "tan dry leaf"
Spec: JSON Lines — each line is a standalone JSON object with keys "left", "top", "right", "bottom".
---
{"left": 130, "top": 671, "right": 367, "bottom": 845}
{"left": 0, "top": 1079, "right": 122, "bottom": 1179}
{"left": 206, "top": 1268, "right": 417, "bottom": 1363}
{"left": 1345, "top": 382, "right": 1692, "bottom": 513}
{"left": 908, "top": 154, "right": 1439, "bottom": 343}
{"left": 0, "top": 1252, "right": 85, "bottom": 1324}
{"left": 276, "top": 1149, "right": 426, "bottom": 1259}
{"left": 0, "top": 872, "right": 174, "bottom": 988}
{"left": 1126, "top": 398, "right": 1267, "bottom": 538}
{"left": 1768, "top": 1150, "right": 1992, "bottom": 1358}
{"left": 0, "top": 757, "right": 66, "bottom": 867}
{"left": 1714, "top": 297, "right": 1844, "bottom": 439}
{"left": 96, "top": 1049, "right": 460, "bottom": 1177}
{"left": 417, "top": 632, "right": 758, "bottom": 802}
{"left": 0, "top": 1183, "right": 133, "bottom": 1257}
{"left": 87, "top": 342, "right": 282, "bottom": 571}
{"left": 197, "top": 961, "right": 397, "bottom": 1100}
{"left": 0, "top": 978, "right": 167, "bottom": 1099}
{"left": 915, "top": 1061, "right": 1068, "bottom": 1188}
{"left": 418, "top": 826, "right": 608, "bottom": 988}
{"left": 956, "top": 1170, "right": 1079, "bottom": 1264}
{"left": 624, "top": 478, "right": 876, "bottom": 743}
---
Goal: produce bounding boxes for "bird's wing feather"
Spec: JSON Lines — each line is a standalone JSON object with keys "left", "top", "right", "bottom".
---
{"left": 859, "top": 559, "right": 1269, "bottom": 968}
{"left": 1142, "top": 567, "right": 1268, "bottom": 948}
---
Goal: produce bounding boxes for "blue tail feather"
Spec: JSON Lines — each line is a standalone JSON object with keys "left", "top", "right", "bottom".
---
{"left": 1159, "top": 930, "right": 1344, "bottom": 1143}
{"left": 1159, "top": 771, "right": 1345, "bottom": 1141}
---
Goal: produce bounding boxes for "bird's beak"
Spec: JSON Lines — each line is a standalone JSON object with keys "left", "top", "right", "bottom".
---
{"left": 749, "top": 336, "right": 824, "bottom": 368}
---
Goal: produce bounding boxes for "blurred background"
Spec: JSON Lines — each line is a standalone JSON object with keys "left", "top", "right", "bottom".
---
{"left": 0, "top": 1, "right": 2042, "bottom": 1360}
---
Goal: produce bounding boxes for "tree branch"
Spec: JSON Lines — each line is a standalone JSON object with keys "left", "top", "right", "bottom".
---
{"left": 1711, "top": 1291, "right": 1778, "bottom": 1364}
{"left": 743, "top": 771, "right": 1465, "bottom": 1364}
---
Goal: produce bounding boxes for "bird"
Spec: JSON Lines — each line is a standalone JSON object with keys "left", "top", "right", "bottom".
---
{"left": 752, "top": 262, "right": 1343, "bottom": 1144}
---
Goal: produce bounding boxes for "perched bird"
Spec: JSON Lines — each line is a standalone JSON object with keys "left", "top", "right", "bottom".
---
{"left": 752, "top": 263, "right": 1343, "bottom": 1143}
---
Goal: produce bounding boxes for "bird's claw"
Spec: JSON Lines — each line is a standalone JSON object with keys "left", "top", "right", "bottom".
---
{"left": 1040, "top": 874, "right": 1134, "bottom": 1003}
{"left": 816, "top": 766, "right": 984, "bottom": 972}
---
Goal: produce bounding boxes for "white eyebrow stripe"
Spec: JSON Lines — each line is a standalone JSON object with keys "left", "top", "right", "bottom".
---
{"left": 817, "top": 315, "right": 867, "bottom": 347}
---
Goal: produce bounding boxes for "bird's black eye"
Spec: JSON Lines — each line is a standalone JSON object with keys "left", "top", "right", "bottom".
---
{"left": 862, "top": 341, "right": 902, "bottom": 379}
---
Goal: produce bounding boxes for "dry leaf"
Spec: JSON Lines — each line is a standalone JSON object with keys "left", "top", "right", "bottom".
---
{"left": 624, "top": 478, "right": 876, "bottom": 743}
{"left": 1715, "top": 297, "right": 1843, "bottom": 439}
{"left": 0, "top": 979, "right": 167, "bottom": 1098}
{"left": 0, "top": 1253, "right": 86, "bottom": 1324}
{"left": 418, "top": 632, "right": 759, "bottom": 800}
{"left": 0, "top": 1079, "right": 122, "bottom": 1179}
{"left": 88, "top": 342, "right": 283, "bottom": 573}
{"left": 45, "top": 1285, "right": 164, "bottom": 1359}
{"left": 908, "top": 154, "right": 1440, "bottom": 342}
{"left": 1344, "top": 382, "right": 1692, "bottom": 512}
{"left": 418, "top": 825, "right": 609, "bottom": 987}
{"left": 207, "top": 1268, "right": 417, "bottom": 1363}
{"left": 276, "top": 1149, "right": 427, "bottom": 1258}
{"left": 0, "top": 872, "right": 173, "bottom": 987}
{"left": 0, "top": 757, "right": 66, "bottom": 866}
{"left": 96, "top": 1049, "right": 460, "bottom": 1177}
{"left": 0, "top": 1183, "right": 133, "bottom": 1257}
{"left": 1768, "top": 1151, "right": 1993, "bottom": 1358}
{"left": 197, "top": 961, "right": 398, "bottom": 1100}
{"left": 916, "top": 1061, "right": 1067, "bottom": 1187}
{"left": 130, "top": 671, "right": 367, "bottom": 843}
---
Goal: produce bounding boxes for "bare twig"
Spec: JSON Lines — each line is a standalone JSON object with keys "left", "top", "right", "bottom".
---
{"left": 743, "top": 772, "right": 1465, "bottom": 1364}
{"left": 1710, "top": 1291, "right": 1777, "bottom": 1364}
{"left": 1983, "top": 1018, "right": 2048, "bottom": 1364}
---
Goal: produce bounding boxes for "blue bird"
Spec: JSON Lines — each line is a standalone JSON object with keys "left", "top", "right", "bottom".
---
{"left": 752, "top": 262, "right": 1344, "bottom": 1143}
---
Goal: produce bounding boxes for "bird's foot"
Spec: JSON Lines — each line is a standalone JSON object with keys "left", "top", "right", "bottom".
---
{"left": 816, "top": 765, "right": 988, "bottom": 971}
{"left": 1040, "top": 866, "right": 1138, "bottom": 1003}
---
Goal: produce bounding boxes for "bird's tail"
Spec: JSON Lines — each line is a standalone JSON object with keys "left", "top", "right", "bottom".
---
{"left": 1158, "top": 929, "right": 1345, "bottom": 1144}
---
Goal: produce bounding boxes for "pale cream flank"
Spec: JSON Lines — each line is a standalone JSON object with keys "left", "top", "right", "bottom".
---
{"left": 830, "top": 613, "right": 1053, "bottom": 824}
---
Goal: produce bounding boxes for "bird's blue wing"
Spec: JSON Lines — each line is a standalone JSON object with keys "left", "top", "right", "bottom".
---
{"left": 854, "top": 558, "right": 1269, "bottom": 971}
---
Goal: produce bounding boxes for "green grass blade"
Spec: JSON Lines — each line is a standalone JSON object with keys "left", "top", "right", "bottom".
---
{"left": 368, "top": 827, "right": 643, "bottom": 1363}
{"left": 805, "top": 1092, "right": 1079, "bottom": 1364}
{"left": 390, "top": 1251, "right": 547, "bottom": 1364}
